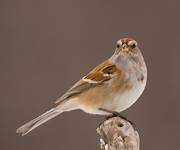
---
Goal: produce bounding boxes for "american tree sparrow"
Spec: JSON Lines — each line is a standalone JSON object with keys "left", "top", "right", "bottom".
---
{"left": 17, "top": 38, "right": 147, "bottom": 136}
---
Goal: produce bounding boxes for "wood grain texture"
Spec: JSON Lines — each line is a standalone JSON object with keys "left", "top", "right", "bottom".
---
{"left": 97, "top": 117, "right": 140, "bottom": 150}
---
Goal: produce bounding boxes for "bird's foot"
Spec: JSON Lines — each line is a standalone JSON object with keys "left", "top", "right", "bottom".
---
{"left": 110, "top": 112, "right": 135, "bottom": 127}
{"left": 99, "top": 108, "right": 136, "bottom": 128}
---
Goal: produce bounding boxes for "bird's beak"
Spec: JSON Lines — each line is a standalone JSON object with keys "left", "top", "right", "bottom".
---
{"left": 121, "top": 44, "right": 129, "bottom": 52}
{"left": 122, "top": 48, "right": 129, "bottom": 52}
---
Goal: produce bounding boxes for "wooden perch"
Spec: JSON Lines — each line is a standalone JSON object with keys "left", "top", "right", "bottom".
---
{"left": 97, "top": 117, "right": 140, "bottom": 150}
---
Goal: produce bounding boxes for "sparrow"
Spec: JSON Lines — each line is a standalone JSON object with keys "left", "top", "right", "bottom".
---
{"left": 16, "top": 37, "right": 147, "bottom": 136}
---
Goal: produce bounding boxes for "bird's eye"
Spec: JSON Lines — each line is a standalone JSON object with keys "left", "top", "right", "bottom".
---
{"left": 116, "top": 40, "right": 122, "bottom": 48}
{"left": 128, "top": 40, "right": 137, "bottom": 49}
{"left": 116, "top": 44, "right": 120, "bottom": 48}
{"left": 131, "top": 44, "right": 136, "bottom": 48}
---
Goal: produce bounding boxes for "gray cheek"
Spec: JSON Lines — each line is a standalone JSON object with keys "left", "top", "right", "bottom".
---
{"left": 131, "top": 56, "right": 139, "bottom": 64}
{"left": 129, "top": 52, "right": 140, "bottom": 64}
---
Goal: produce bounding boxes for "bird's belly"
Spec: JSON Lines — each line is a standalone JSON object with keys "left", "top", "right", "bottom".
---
{"left": 111, "top": 81, "right": 146, "bottom": 112}
{"left": 78, "top": 71, "right": 146, "bottom": 115}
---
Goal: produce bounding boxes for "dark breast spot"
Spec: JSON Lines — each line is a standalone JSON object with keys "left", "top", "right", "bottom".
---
{"left": 138, "top": 74, "right": 144, "bottom": 82}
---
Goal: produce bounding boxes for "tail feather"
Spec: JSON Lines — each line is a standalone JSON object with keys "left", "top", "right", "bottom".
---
{"left": 16, "top": 108, "right": 62, "bottom": 136}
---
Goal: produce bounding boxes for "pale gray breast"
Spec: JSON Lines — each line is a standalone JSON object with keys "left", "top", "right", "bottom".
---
{"left": 125, "top": 49, "right": 147, "bottom": 84}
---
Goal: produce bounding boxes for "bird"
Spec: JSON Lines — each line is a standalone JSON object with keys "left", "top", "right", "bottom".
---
{"left": 16, "top": 37, "right": 147, "bottom": 136}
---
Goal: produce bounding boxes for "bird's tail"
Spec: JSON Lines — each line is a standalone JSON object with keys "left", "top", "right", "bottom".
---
{"left": 16, "top": 107, "right": 63, "bottom": 136}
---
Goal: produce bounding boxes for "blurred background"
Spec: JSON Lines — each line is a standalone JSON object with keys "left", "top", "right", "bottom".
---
{"left": 0, "top": 0, "right": 180, "bottom": 150}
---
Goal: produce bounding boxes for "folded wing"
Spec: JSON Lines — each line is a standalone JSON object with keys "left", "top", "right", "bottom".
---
{"left": 55, "top": 60, "right": 118, "bottom": 104}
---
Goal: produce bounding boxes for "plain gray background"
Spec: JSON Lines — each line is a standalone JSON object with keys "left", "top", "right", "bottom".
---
{"left": 0, "top": 0, "right": 180, "bottom": 149}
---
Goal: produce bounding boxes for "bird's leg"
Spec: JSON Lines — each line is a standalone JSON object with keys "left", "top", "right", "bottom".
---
{"left": 99, "top": 108, "right": 127, "bottom": 120}
{"left": 98, "top": 108, "right": 135, "bottom": 127}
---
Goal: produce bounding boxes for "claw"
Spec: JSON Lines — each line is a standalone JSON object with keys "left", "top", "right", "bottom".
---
{"left": 99, "top": 107, "right": 136, "bottom": 128}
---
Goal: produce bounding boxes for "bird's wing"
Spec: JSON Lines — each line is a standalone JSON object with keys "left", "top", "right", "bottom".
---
{"left": 55, "top": 60, "right": 118, "bottom": 104}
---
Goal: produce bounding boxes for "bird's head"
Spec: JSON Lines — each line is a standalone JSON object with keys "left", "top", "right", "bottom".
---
{"left": 116, "top": 38, "right": 138, "bottom": 53}
{"left": 110, "top": 38, "right": 143, "bottom": 65}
